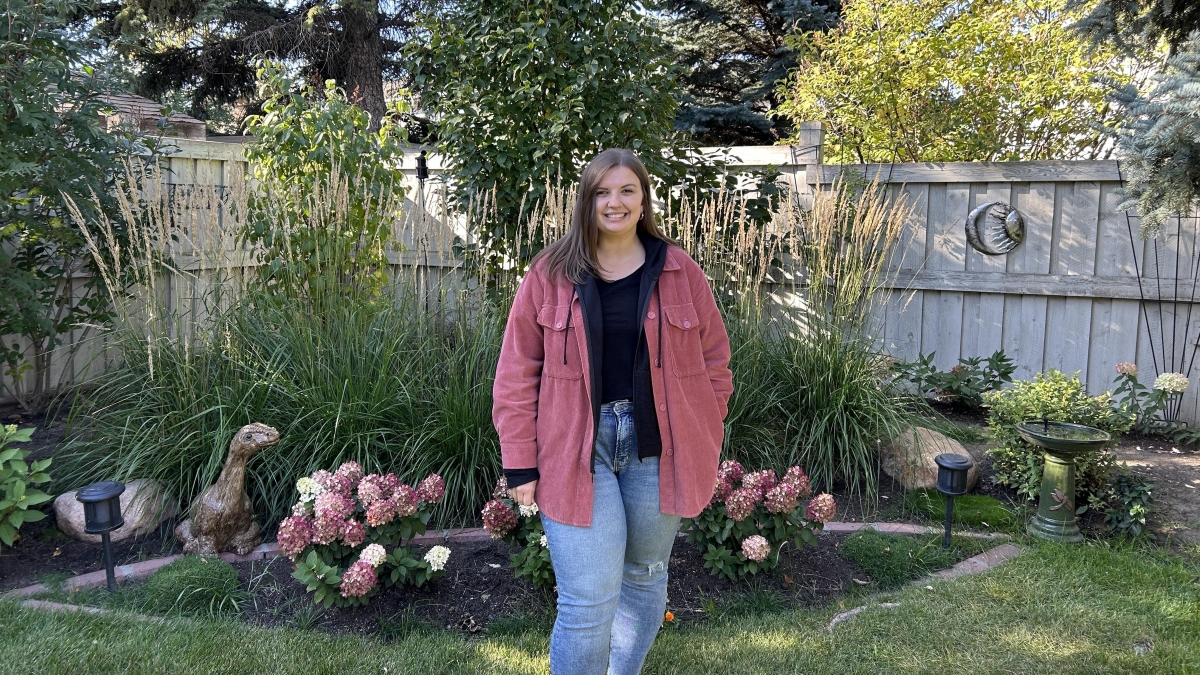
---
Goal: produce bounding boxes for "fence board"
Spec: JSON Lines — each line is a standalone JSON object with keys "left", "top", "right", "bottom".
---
{"left": 9, "top": 143, "right": 1200, "bottom": 428}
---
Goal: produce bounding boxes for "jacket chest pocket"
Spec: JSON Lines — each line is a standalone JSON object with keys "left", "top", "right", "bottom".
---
{"left": 537, "top": 305, "right": 584, "bottom": 380}
{"left": 662, "top": 303, "right": 706, "bottom": 376}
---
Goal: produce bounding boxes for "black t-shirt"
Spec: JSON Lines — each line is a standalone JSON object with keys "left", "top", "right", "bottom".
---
{"left": 596, "top": 264, "right": 643, "bottom": 403}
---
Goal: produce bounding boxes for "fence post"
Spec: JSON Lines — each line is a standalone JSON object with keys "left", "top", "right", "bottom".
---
{"left": 798, "top": 121, "right": 825, "bottom": 165}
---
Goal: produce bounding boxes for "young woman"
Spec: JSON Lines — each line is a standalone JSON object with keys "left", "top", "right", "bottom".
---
{"left": 492, "top": 148, "right": 733, "bottom": 674}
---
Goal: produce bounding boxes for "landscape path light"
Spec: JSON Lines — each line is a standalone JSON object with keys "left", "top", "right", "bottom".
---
{"left": 934, "top": 453, "right": 973, "bottom": 549}
{"left": 75, "top": 481, "right": 126, "bottom": 592}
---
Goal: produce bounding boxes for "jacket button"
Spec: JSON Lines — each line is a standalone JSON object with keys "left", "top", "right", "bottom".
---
{"left": 658, "top": 403, "right": 666, "bottom": 412}
{"left": 665, "top": 447, "right": 673, "bottom": 456}
{"left": 647, "top": 311, "right": 655, "bottom": 320}
{"left": 555, "top": 322, "right": 563, "bottom": 329}
{"left": 683, "top": 320, "right": 691, "bottom": 328}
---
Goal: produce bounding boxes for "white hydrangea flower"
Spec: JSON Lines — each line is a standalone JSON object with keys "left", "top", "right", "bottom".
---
{"left": 359, "top": 543, "right": 387, "bottom": 568}
{"left": 296, "top": 476, "right": 324, "bottom": 502}
{"left": 539, "top": 534, "right": 548, "bottom": 548}
{"left": 424, "top": 545, "right": 451, "bottom": 572}
{"left": 1154, "top": 372, "right": 1189, "bottom": 394}
{"left": 518, "top": 502, "right": 539, "bottom": 518}
{"left": 290, "top": 502, "right": 311, "bottom": 518}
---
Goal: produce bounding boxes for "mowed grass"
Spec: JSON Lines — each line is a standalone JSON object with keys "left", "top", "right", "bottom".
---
{"left": 1, "top": 541, "right": 1196, "bottom": 674}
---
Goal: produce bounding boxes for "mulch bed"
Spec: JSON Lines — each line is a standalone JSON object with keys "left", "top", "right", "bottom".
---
{"left": 231, "top": 532, "right": 862, "bottom": 637}
{"left": 0, "top": 515, "right": 183, "bottom": 592}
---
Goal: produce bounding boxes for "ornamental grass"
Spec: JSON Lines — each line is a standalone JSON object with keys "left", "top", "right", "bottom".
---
{"left": 58, "top": 159, "right": 917, "bottom": 531}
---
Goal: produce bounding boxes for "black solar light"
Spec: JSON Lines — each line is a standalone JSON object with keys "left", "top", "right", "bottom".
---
{"left": 934, "top": 453, "right": 973, "bottom": 549}
{"left": 76, "top": 481, "right": 126, "bottom": 592}
{"left": 416, "top": 150, "right": 429, "bottom": 181}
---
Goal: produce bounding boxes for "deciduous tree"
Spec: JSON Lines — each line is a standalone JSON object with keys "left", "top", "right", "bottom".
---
{"left": 775, "top": 0, "right": 1130, "bottom": 163}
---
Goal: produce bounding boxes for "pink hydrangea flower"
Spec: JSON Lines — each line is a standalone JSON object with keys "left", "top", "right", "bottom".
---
{"left": 339, "top": 560, "right": 377, "bottom": 598}
{"left": 393, "top": 484, "right": 418, "bottom": 517}
{"left": 417, "top": 473, "right": 446, "bottom": 503}
{"left": 713, "top": 476, "right": 734, "bottom": 502}
{"left": 764, "top": 483, "right": 799, "bottom": 514}
{"left": 724, "top": 486, "right": 758, "bottom": 522}
{"left": 325, "top": 473, "right": 354, "bottom": 498}
{"left": 482, "top": 499, "right": 518, "bottom": 539}
{"left": 741, "top": 535, "right": 771, "bottom": 562}
{"left": 741, "top": 469, "right": 777, "bottom": 499}
{"left": 717, "top": 459, "right": 744, "bottom": 485}
{"left": 1115, "top": 362, "right": 1138, "bottom": 377}
{"left": 340, "top": 519, "right": 366, "bottom": 547}
{"left": 277, "top": 516, "right": 313, "bottom": 560}
{"left": 357, "top": 474, "right": 389, "bottom": 506}
{"left": 335, "top": 461, "right": 364, "bottom": 488}
{"left": 312, "top": 512, "right": 342, "bottom": 545}
{"left": 365, "top": 498, "right": 396, "bottom": 527}
{"left": 780, "top": 466, "right": 812, "bottom": 499}
{"left": 493, "top": 476, "right": 509, "bottom": 499}
{"left": 311, "top": 470, "right": 334, "bottom": 490}
{"left": 314, "top": 492, "right": 355, "bottom": 521}
{"left": 806, "top": 493, "right": 837, "bottom": 523}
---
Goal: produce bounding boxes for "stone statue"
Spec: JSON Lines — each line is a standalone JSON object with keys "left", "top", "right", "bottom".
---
{"left": 175, "top": 422, "right": 280, "bottom": 555}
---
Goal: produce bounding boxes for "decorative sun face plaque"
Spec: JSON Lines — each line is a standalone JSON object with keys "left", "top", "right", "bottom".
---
{"left": 965, "top": 201, "right": 1025, "bottom": 255}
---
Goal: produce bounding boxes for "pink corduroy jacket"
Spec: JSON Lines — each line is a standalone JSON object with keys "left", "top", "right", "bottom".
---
{"left": 492, "top": 245, "right": 733, "bottom": 527}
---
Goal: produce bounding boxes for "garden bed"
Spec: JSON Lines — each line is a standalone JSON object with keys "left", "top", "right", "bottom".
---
{"left": 23, "top": 533, "right": 880, "bottom": 636}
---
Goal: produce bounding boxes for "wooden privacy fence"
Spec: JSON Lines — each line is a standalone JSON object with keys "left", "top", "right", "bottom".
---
{"left": 812, "top": 161, "right": 1200, "bottom": 425}
{"left": 7, "top": 133, "right": 1200, "bottom": 427}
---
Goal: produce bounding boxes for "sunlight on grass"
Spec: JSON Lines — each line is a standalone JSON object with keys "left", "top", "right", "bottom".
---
{"left": 2, "top": 542, "right": 1198, "bottom": 674}
{"left": 475, "top": 640, "right": 549, "bottom": 674}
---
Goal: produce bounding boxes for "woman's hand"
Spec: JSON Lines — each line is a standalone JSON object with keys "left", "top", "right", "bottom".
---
{"left": 508, "top": 480, "right": 537, "bottom": 508}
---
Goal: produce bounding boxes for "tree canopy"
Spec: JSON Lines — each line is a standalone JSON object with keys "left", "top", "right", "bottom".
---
{"left": 1, "top": 0, "right": 144, "bottom": 410}
{"left": 652, "top": 0, "right": 839, "bottom": 146}
{"left": 79, "top": 0, "right": 423, "bottom": 131}
{"left": 1071, "top": 0, "right": 1200, "bottom": 238}
{"left": 774, "top": 0, "right": 1131, "bottom": 163}
{"left": 409, "top": 0, "right": 686, "bottom": 259}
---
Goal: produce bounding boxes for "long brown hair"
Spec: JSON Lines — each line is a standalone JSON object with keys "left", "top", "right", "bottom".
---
{"left": 535, "top": 148, "right": 671, "bottom": 284}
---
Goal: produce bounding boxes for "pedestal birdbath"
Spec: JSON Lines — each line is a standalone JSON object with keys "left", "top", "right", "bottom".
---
{"left": 1016, "top": 420, "right": 1111, "bottom": 543}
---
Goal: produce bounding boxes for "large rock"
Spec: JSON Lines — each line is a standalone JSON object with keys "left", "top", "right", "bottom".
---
{"left": 54, "top": 478, "right": 179, "bottom": 544}
{"left": 882, "top": 427, "right": 980, "bottom": 492}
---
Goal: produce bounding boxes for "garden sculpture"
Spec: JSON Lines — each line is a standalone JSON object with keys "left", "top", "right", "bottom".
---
{"left": 965, "top": 201, "right": 1024, "bottom": 255}
{"left": 175, "top": 423, "right": 280, "bottom": 555}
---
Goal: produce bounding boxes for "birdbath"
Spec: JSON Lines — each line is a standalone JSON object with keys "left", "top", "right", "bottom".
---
{"left": 1015, "top": 420, "right": 1111, "bottom": 544}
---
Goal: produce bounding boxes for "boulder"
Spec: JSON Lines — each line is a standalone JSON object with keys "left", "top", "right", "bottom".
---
{"left": 882, "top": 427, "right": 980, "bottom": 492}
{"left": 54, "top": 478, "right": 179, "bottom": 544}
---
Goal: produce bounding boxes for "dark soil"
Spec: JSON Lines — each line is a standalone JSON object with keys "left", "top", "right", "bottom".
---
{"left": 231, "top": 532, "right": 863, "bottom": 638}
{"left": 0, "top": 514, "right": 182, "bottom": 591}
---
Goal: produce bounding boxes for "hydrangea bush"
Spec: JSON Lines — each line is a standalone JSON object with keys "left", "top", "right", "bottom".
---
{"left": 278, "top": 461, "right": 451, "bottom": 607}
{"left": 684, "top": 460, "right": 835, "bottom": 581}
{"left": 480, "top": 477, "right": 554, "bottom": 588}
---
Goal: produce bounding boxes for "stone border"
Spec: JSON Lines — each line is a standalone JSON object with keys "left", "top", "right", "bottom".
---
{"left": 1, "top": 521, "right": 1006, "bottom": 601}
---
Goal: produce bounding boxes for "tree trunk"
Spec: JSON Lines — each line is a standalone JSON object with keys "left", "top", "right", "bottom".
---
{"left": 329, "top": 1, "right": 387, "bottom": 131}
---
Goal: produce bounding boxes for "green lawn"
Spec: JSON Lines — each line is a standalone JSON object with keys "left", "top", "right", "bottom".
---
{"left": 1, "top": 541, "right": 1196, "bottom": 674}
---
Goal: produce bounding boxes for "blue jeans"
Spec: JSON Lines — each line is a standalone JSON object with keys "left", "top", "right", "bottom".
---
{"left": 541, "top": 400, "right": 681, "bottom": 675}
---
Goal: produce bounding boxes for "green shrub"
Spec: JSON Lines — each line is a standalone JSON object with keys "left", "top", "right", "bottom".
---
{"left": 904, "top": 489, "right": 1020, "bottom": 532}
{"left": 142, "top": 555, "right": 246, "bottom": 618}
{"left": 1103, "top": 470, "right": 1155, "bottom": 538}
{"left": 894, "top": 350, "right": 1016, "bottom": 408}
{"left": 838, "top": 530, "right": 961, "bottom": 589}
{"left": 984, "top": 370, "right": 1132, "bottom": 507}
{"left": 242, "top": 60, "right": 408, "bottom": 307}
{"left": 0, "top": 425, "right": 52, "bottom": 547}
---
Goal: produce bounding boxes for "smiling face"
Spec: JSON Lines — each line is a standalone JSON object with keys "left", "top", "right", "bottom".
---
{"left": 593, "top": 165, "right": 645, "bottom": 241}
